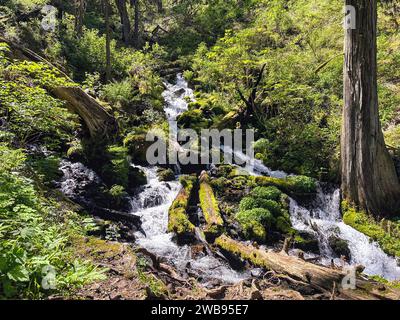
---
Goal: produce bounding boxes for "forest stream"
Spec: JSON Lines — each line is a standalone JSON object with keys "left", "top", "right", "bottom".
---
{"left": 126, "top": 74, "right": 400, "bottom": 284}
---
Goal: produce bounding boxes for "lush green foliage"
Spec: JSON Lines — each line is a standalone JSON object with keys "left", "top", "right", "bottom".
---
{"left": 0, "top": 145, "right": 105, "bottom": 298}
{"left": 0, "top": 44, "right": 78, "bottom": 148}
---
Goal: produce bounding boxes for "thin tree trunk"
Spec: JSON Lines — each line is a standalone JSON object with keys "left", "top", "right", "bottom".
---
{"left": 131, "top": 0, "right": 140, "bottom": 48}
{"left": 342, "top": 0, "right": 400, "bottom": 216}
{"left": 115, "top": 0, "right": 132, "bottom": 45}
{"left": 74, "top": 0, "right": 86, "bottom": 36}
{"left": 104, "top": 0, "right": 112, "bottom": 82}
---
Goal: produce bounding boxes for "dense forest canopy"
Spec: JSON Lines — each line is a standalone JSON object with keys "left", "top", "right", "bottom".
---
{"left": 1, "top": 0, "right": 400, "bottom": 300}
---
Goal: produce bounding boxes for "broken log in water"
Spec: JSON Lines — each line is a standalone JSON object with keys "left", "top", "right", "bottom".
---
{"left": 214, "top": 235, "right": 400, "bottom": 300}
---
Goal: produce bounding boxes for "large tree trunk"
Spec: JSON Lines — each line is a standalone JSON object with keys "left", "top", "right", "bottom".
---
{"left": 115, "top": 0, "right": 132, "bottom": 45}
{"left": 342, "top": 0, "right": 400, "bottom": 216}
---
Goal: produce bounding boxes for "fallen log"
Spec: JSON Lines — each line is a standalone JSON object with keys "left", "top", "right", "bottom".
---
{"left": 168, "top": 176, "right": 197, "bottom": 244}
{"left": 215, "top": 235, "right": 343, "bottom": 292}
{"left": 199, "top": 171, "right": 224, "bottom": 239}
{"left": 1, "top": 37, "right": 118, "bottom": 139}
{"left": 50, "top": 86, "right": 118, "bottom": 139}
{"left": 214, "top": 235, "right": 400, "bottom": 300}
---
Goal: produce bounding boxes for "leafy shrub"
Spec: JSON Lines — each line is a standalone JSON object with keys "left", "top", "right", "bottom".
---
{"left": 101, "top": 80, "right": 134, "bottom": 108}
{"left": 108, "top": 185, "right": 128, "bottom": 207}
{"left": 0, "top": 145, "right": 104, "bottom": 298}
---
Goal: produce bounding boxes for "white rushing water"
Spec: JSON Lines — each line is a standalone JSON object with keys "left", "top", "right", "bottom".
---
{"left": 130, "top": 74, "right": 249, "bottom": 284}
{"left": 289, "top": 187, "right": 400, "bottom": 281}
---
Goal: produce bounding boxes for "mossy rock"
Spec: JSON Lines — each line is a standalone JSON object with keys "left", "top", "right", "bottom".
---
{"left": 251, "top": 186, "right": 282, "bottom": 202}
{"left": 294, "top": 232, "right": 320, "bottom": 254}
{"left": 252, "top": 175, "right": 317, "bottom": 194}
{"left": 328, "top": 235, "right": 351, "bottom": 261}
{"left": 275, "top": 216, "right": 296, "bottom": 235}
{"left": 124, "top": 132, "right": 154, "bottom": 165}
{"left": 177, "top": 109, "right": 211, "bottom": 132}
{"left": 157, "top": 168, "right": 175, "bottom": 182}
{"left": 213, "top": 164, "right": 236, "bottom": 178}
{"left": 236, "top": 208, "right": 274, "bottom": 243}
{"left": 128, "top": 166, "right": 147, "bottom": 190}
{"left": 239, "top": 197, "right": 282, "bottom": 217}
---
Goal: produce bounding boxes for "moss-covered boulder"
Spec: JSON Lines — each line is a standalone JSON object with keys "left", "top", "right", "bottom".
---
{"left": 168, "top": 175, "right": 197, "bottom": 244}
{"left": 294, "top": 232, "right": 320, "bottom": 254}
{"left": 124, "top": 131, "right": 153, "bottom": 165}
{"left": 252, "top": 175, "right": 317, "bottom": 194}
{"left": 235, "top": 208, "right": 274, "bottom": 243}
{"left": 157, "top": 168, "right": 175, "bottom": 182}
{"left": 329, "top": 235, "right": 351, "bottom": 261}
{"left": 128, "top": 166, "right": 147, "bottom": 190}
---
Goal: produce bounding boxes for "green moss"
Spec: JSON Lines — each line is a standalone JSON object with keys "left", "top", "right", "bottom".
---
{"left": 168, "top": 207, "right": 195, "bottom": 235}
{"left": 239, "top": 197, "right": 281, "bottom": 217}
{"left": 157, "top": 168, "right": 175, "bottom": 182}
{"left": 167, "top": 175, "right": 196, "bottom": 237}
{"left": 252, "top": 175, "right": 317, "bottom": 194}
{"left": 199, "top": 173, "right": 224, "bottom": 236}
{"left": 214, "top": 235, "right": 273, "bottom": 269}
{"left": 342, "top": 201, "right": 400, "bottom": 258}
{"left": 251, "top": 186, "right": 282, "bottom": 201}
{"left": 276, "top": 216, "right": 295, "bottom": 235}
{"left": 236, "top": 208, "right": 274, "bottom": 242}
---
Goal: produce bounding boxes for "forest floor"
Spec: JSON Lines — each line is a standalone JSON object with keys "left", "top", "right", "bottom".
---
{"left": 62, "top": 237, "right": 354, "bottom": 301}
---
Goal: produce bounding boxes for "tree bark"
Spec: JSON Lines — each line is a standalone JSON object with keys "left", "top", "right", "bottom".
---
{"left": 215, "top": 235, "right": 400, "bottom": 299}
{"left": 115, "top": 0, "right": 132, "bottom": 45}
{"left": 74, "top": 0, "right": 86, "bottom": 36}
{"left": 342, "top": 0, "right": 400, "bottom": 216}
{"left": 131, "top": 0, "right": 140, "bottom": 48}
{"left": 50, "top": 86, "right": 118, "bottom": 139}
{"left": 104, "top": 0, "right": 112, "bottom": 82}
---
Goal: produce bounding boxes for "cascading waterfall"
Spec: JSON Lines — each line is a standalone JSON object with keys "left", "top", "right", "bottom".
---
{"left": 229, "top": 149, "right": 400, "bottom": 280}
{"left": 130, "top": 74, "right": 249, "bottom": 284}
{"left": 289, "top": 188, "right": 400, "bottom": 281}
